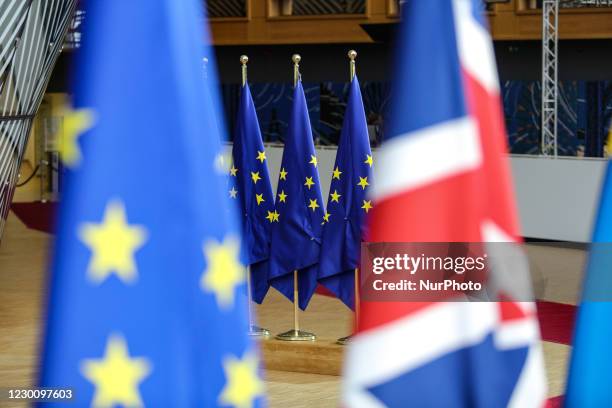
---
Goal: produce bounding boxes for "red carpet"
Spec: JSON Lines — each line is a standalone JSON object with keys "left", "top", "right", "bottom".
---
{"left": 10, "top": 201, "right": 57, "bottom": 233}
{"left": 536, "top": 300, "right": 576, "bottom": 346}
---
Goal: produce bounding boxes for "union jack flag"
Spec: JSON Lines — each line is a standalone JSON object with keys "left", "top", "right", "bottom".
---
{"left": 342, "top": 1, "right": 547, "bottom": 406}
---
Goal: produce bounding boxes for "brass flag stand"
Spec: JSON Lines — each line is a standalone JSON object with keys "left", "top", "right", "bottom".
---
{"left": 275, "top": 54, "right": 316, "bottom": 342}
{"left": 246, "top": 265, "right": 270, "bottom": 337}
{"left": 241, "top": 55, "right": 271, "bottom": 338}
{"left": 337, "top": 50, "right": 360, "bottom": 346}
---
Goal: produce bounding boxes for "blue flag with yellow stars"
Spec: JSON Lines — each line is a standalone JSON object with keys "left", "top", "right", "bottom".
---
{"left": 268, "top": 80, "right": 324, "bottom": 310}
{"left": 39, "top": 1, "right": 265, "bottom": 407}
{"left": 317, "top": 76, "right": 372, "bottom": 310}
{"left": 229, "top": 83, "right": 274, "bottom": 303}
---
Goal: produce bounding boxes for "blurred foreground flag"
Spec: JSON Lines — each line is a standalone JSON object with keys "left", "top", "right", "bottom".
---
{"left": 565, "top": 136, "right": 612, "bottom": 407}
{"left": 229, "top": 82, "right": 274, "bottom": 303}
{"left": 342, "top": 1, "right": 546, "bottom": 407}
{"left": 318, "top": 75, "right": 372, "bottom": 310}
{"left": 40, "top": 1, "right": 264, "bottom": 407}
{"left": 268, "top": 80, "right": 324, "bottom": 310}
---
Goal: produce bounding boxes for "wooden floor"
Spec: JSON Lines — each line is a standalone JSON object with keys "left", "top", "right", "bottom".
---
{"left": 0, "top": 212, "right": 579, "bottom": 406}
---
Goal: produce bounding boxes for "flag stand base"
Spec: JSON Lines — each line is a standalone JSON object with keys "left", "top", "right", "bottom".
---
{"left": 275, "top": 329, "right": 316, "bottom": 341}
{"left": 248, "top": 325, "right": 271, "bottom": 337}
{"left": 336, "top": 335, "right": 351, "bottom": 345}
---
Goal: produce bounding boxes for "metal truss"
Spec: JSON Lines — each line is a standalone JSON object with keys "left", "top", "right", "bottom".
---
{"left": 561, "top": 0, "right": 612, "bottom": 7}
{"left": 541, "top": 0, "right": 559, "bottom": 156}
{"left": 0, "top": 0, "right": 77, "bottom": 240}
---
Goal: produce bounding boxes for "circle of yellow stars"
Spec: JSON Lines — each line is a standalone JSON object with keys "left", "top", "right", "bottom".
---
{"left": 72, "top": 112, "right": 263, "bottom": 407}
{"left": 325, "top": 154, "right": 374, "bottom": 221}
{"left": 229, "top": 151, "right": 277, "bottom": 222}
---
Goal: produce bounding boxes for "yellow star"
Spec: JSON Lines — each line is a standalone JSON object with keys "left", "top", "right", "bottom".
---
{"left": 332, "top": 166, "right": 342, "bottom": 180}
{"left": 304, "top": 177, "right": 315, "bottom": 190}
{"left": 251, "top": 172, "right": 261, "bottom": 184}
{"left": 323, "top": 212, "right": 330, "bottom": 223}
{"left": 219, "top": 352, "right": 264, "bottom": 408}
{"left": 58, "top": 106, "right": 95, "bottom": 167}
{"left": 78, "top": 201, "right": 147, "bottom": 285}
{"left": 255, "top": 193, "right": 265, "bottom": 205}
{"left": 278, "top": 190, "right": 287, "bottom": 203}
{"left": 309, "top": 155, "right": 318, "bottom": 168}
{"left": 364, "top": 154, "right": 373, "bottom": 167}
{"left": 308, "top": 198, "right": 319, "bottom": 211}
{"left": 201, "top": 235, "right": 244, "bottom": 309}
{"left": 330, "top": 190, "right": 341, "bottom": 203}
{"left": 81, "top": 334, "right": 151, "bottom": 408}
{"left": 256, "top": 151, "right": 266, "bottom": 163}
{"left": 266, "top": 210, "right": 280, "bottom": 223}
{"left": 229, "top": 187, "right": 238, "bottom": 199}
{"left": 357, "top": 176, "right": 369, "bottom": 190}
{"left": 361, "top": 200, "right": 373, "bottom": 213}
{"left": 279, "top": 168, "right": 288, "bottom": 180}
{"left": 229, "top": 165, "right": 238, "bottom": 177}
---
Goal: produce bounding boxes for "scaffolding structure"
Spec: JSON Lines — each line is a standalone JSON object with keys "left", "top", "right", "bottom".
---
{"left": 541, "top": 0, "right": 559, "bottom": 156}
{"left": 541, "top": 0, "right": 612, "bottom": 156}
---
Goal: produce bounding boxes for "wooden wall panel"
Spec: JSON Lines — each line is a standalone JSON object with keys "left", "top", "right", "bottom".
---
{"left": 209, "top": 0, "right": 612, "bottom": 44}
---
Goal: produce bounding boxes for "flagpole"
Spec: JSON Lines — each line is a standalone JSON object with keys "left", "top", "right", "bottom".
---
{"left": 294, "top": 270, "right": 299, "bottom": 331}
{"left": 240, "top": 54, "right": 248, "bottom": 86}
{"left": 292, "top": 53, "right": 300, "bottom": 86}
{"left": 240, "top": 55, "right": 270, "bottom": 338}
{"left": 338, "top": 50, "right": 359, "bottom": 346}
{"left": 246, "top": 265, "right": 270, "bottom": 337}
{"left": 276, "top": 54, "right": 316, "bottom": 342}
{"left": 349, "top": 49, "right": 357, "bottom": 80}
{"left": 355, "top": 267, "right": 360, "bottom": 324}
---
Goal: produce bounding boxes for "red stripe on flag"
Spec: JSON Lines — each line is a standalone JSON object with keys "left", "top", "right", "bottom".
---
{"left": 461, "top": 69, "right": 521, "bottom": 239}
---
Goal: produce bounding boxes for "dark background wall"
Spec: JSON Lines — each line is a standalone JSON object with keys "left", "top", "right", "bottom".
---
{"left": 47, "top": 39, "right": 612, "bottom": 91}
{"left": 45, "top": 39, "right": 612, "bottom": 156}
{"left": 213, "top": 40, "right": 612, "bottom": 83}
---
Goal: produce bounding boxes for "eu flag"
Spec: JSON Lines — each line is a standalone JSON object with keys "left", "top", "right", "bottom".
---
{"left": 229, "top": 82, "right": 274, "bottom": 303}
{"left": 317, "top": 76, "right": 372, "bottom": 310}
{"left": 40, "top": 1, "right": 265, "bottom": 407}
{"left": 268, "top": 80, "right": 324, "bottom": 310}
{"left": 566, "top": 152, "right": 612, "bottom": 407}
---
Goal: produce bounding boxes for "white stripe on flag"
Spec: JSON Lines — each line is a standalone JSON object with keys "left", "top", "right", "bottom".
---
{"left": 452, "top": 0, "right": 500, "bottom": 93}
{"left": 508, "top": 341, "right": 548, "bottom": 408}
{"left": 343, "top": 302, "right": 498, "bottom": 391}
{"left": 370, "top": 117, "right": 482, "bottom": 202}
{"left": 480, "top": 220, "right": 547, "bottom": 406}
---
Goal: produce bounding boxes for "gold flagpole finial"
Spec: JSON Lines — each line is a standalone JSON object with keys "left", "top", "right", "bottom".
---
{"left": 348, "top": 50, "right": 357, "bottom": 81}
{"left": 240, "top": 55, "right": 249, "bottom": 87}
{"left": 292, "top": 54, "right": 301, "bottom": 87}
